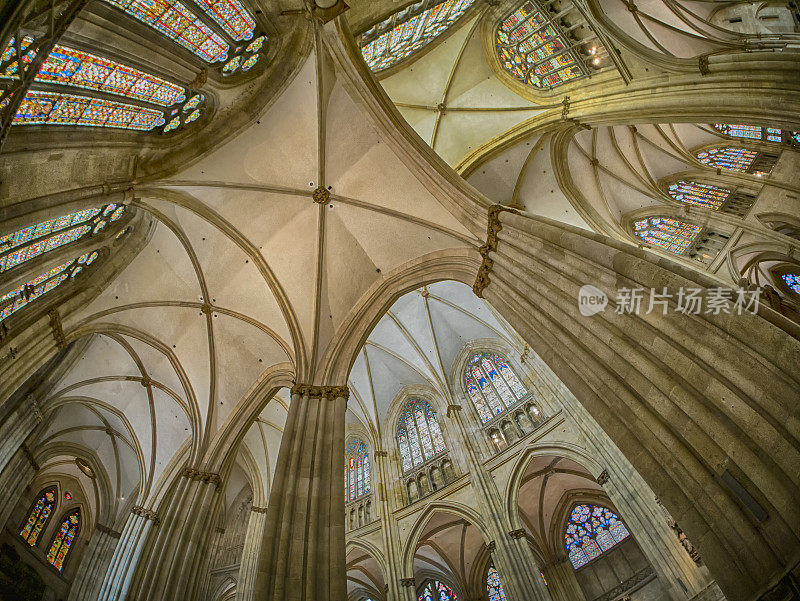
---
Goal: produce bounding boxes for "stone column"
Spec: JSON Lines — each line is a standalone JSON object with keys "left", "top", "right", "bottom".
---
{"left": 253, "top": 384, "right": 348, "bottom": 601}
{"left": 445, "top": 404, "right": 552, "bottom": 601}
{"left": 234, "top": 506, "right": 268, "bottom": 601}
{"left": 541, "top": 559, "right": 586, "bottom": 601}
{"left": 97, "top": 507, "right": 158, "bottom": 601}
{"left": 478, "top": 207, "right": 800, "bottom": 601}
{"left": 67, "top": 524, "right": 121, "bottom": 601}
{"left": 0, "top": 442, "right": 37, "bottom": 529}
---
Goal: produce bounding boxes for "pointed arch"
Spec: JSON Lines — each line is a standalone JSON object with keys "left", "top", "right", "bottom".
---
{"left": 19, "top": 486, "right": 57, "bottom": 546}
{"left": 46, "top": 508, "right": 81, "bottom": 571}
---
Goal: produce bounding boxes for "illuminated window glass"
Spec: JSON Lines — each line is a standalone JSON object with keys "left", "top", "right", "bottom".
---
{"left": 464, "top": 352, "right": 527, "bottom": 423}
{"left": 633, "top": 217, "right": 702, "bottom": 255}
{"left": 397, "top": 398, "right": 446, "bottom": 472}
{"left": 783, "top": 274, "right": 800, "bottom": 295}
{"left": 19, "top": 487, "right": 57, "bottom": 546}
{"left": 0, "top": 204, "right": 121, "bottom": 273}
{"left": 34, "top": 45, "right": 186, "bottom": 106}
{"left": 487, "top": 564, "right": 507, "bottom": 601}
{"left": 496, "top": 0, "right": 586, "bottom": 88}
{"left": 667, "top": 181, "right": 731, "bottom": 211}
{"left": 566, "top": 504, "right": 630, "bottom": 569}
{"left": 361, "top": 0, "right": 477, "bottom": 72}
{"left": 696, "top": 147, "right": 758, "bottom": 172}
{"left": 1, "top": 251, "right": 98, "bottom": 323}
{"left": 191, "top": 0, "right": 256, "bottom": 41}
{"left": 102, "top": 0, "right": 229, "bottom": 62}
{"left": 713, "top": 123, "right": 784, "bottom": 143}
{"left": 792, "top": 132, "right": 800, "bottom": 144}
{"left": 46, "top": 510, "right": 80, "bottom": 571}
{"left": 13, "top": 91, "right": 165, "bottom": 130}
{"left": 418, "top": 580, "right": 458, "bottom": 601}
{"left": 345, "top": 439, "right": 371, "bottom": 502}
{"left": 0, "top": 35, "right": 36, "bottom": 76}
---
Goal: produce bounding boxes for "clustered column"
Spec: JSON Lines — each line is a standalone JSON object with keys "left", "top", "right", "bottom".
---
{"left": 67, "top": 524, "right": 121, "bottom": 601}
{"left": 97, "top": 506, "right": 159, "bottom": 601}
{"left": 235, "top": 505, "right": 268, "bottom": 601}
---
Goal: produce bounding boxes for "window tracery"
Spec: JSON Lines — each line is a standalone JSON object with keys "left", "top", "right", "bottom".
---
{"left": 696, "top": 147, "right": 776, "bottom": 175}
{"left": 418, "top": 580, "right": 458, "bottom": 601}
{"left": 19, "top": 487, "right": 57, "bottom": 546}
{"left": 782, "top": 273, "right": 800, "bottom": 295}
{"left": 565, "top": 504, "right": 630, "bottom": 569}
{"left": 486, "top": 564, "right": 507, "bottom": 601}
{"left": 345, "top": 439, "right": 371, "bottom": 502}
{"left": 712, "top": 123, "right": 800, "bottom": 144}
{"left": 1, "top": 250, "right": 100, "bottom": 323}
{"left": 397, "top": 398, "right": 447, "bottom": 472}
{"left": 464, "top": 352, "right": 527, "bottom": 423}
{"left": 46, "top": 509, "right": 80, "bottom": 571}
{"left": 496, "top": 0, "right": 604, "bottom": 89}
{"left": 360, "top": 0, "right": 477, "bottom": 72}
{"left": 667, "top": 180, "right": 755, "bottom": 216}
{"left": 0, "top": 204, "right": 122, "bottom": 273}
{"left": 190, "top": 0, "right": 256, "bottom": 41}
{"left": 632, "top": 216, "right": 701, "bottom": 255}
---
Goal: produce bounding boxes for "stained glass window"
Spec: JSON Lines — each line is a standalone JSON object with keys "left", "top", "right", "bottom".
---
{"left": 633, "top": 217, "right": 702, "bottom": 255}
{"left": 496, "top": 0, "right": 586, "bottom": 88}
{"left": 19, "top": 487, "right": 56, "bottom": 546}
{"left": 0, "top": 204, "right": 121, "bottom": 273}
{"left": 14, "top": 91, "right": 165, "bottom": 130}
{"left": 46, "top": 510, "right": 80, "bottom": 571}
{"left": 191, "top": 0, "right": 256, "bottom": 41}
{"left": 782, "top": 274, "right": 800, "bottom": 295}
{"left": 1, "top": 251, "right": 98, "bottom": 323}
{"left": 696, "top": 147, "right": 758, "bottom": 172}
{"left": 418, "top": 580, "right": 458, "bottom": 601}
{"left": 667, "top": 181, "right": 731, "bottom": 211}
{"left": 345, "top": 439, "right": 371, "bottom": 502}
{"left": 361, "top": 0, "right": 477, "bottom": 72}
{"left": 565, "top": 504, "right": 629, "bottom": 569}
{"left": 464, "top": 352, "right": 527, "bottom": 423}
{"left": 102, "top": 0, "right": 229, "bottom": 63}
{"left": 397, "top": 398, "right": 446, "bottom": 472}
{"left": 34, "top": 45, "right": 186, "bottom": 106}
{"left": 792, "top": 132, "right": 800, "bottom": 144}
{"left": 713, "top": 123, "right": 783, "bottom": 143}
{"left": 0, "top": 35, "right": 36, "bottom": 76}
{"left": 487, "top": 564, "right": 507, "bottom": 601}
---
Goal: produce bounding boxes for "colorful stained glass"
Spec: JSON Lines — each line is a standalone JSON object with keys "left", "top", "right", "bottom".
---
{"left": 713, "top": 123, "right": 784, "bottom": 142}
{"left": 246, "top": 35, "right": 266, "bottom": 53}
{"left": 241, "top": 53, "right": 259, "bottom": 71}
{"left": 223, "top": 55, "right": 241, "bottom": 73}
{"left": 191, "top": 0, "right": 255, "bottom": 41}
{"left": 792, "top": 132, "right": 800, "bottom": 144}
{"left": 0, "top": 205, "right": 117, "bottom": 273}
{"left": 782, "top": 273, "right": 800, "bottom": 295}
{"left": 487, "top": 565, "right": 507, "bottom": 601}
{"left": 34, "top": 45, "right": 185, "bottom": 106}
{"left": 465, "top": 353, "right": 527, "bottom": 423}
{"left": 19, "top": 488, "right": 56, "bottom": 546}
{"left": 46, "top": 510, "right": 80, "bottom": 571}
{"left": 102, "top": 0, "right": 229, "bottom": 62}
{"left": 418, "top": 580, "right": 459, "bottom": 601}
{"left": 361, "top": 0, "right": 477, "bottom": 72}
{"left": 633, "top": 217, "right": 702, "bottom": 255}
{"left": 696, "top": 147, "right": 758, "bottom": 172}
{"left": 496, "top": 0, "right": 586, "bottom": 88}
{"left": 1, "top": 35, "right": 36, "bottom": 77}
{"left": 565, "top": 504, "right": 630, "bottom": 569}
{"left": 14, "top": 91, "right": 165, "bottom": 130}
{"left": 397, "top": 398, "right": 447, "bottom": 472}
{"left": 668, "top": 181, "right": 731, "bottom": 211}
{"left": 345, "top": 439, "right": 371, "bottom": 502}
{"left": 1, "top": 253, "right": 95, "bottom": 323}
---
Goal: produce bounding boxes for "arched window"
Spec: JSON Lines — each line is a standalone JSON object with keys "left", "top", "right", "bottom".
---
{"left": 397, "top": 398, "right": 446, "bottom": 472}
{"left": 486, "top": 564, "right": 507, "bottom": 601}
{"left": 696, "top": 147, "right": 777, "bottom": 175}
{"left": 713, "top": 123, "right": 782, "bottom": 142}
{"left": 46, "top": 509, "right": 81, "bottom": 571}
{"left": 360, "top": 0, "right": 477, "bottom": 72}
{"left": 345, "top": 439, "right": 371, "bottom": 502}
{"left": 668, "top": 180, "right": 755, "bottom": 216}
{"left": 464, "top": 352, "right": 527, "bottom": 423}
{"left": 782, "top": 273, "right": 800, "bottom": 295}
{"left": 418, "top": 580, "right": 458, "bottom": 601}
{"left": 632, "top": 216, "right": 702, "bottom": 255}
{"left": 1, "top": 204, "right": 123, "bottom": 274}
{"left": 565, "top": 504, "right": 630, "bottom": 569}
{"left": 19, "top": 487, "right": 57, "bottom": 546}
{"left": 496, "top": 0, "right": 603, "bottom": 89}
{"left": 1, "top": 250, "right": 100, "bottom": 323}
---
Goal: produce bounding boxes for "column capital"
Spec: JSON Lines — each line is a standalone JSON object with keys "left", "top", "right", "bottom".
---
{"left": 596, "top": 469, "right": 610, "bottom": 485}
{"left": 400, "top": 578, "right": 415, "bottom": 587}
{"left": 446, "top": 404, "right": 462, "bottom": 417}
{"left": 374, "top": 450, "right": 388, "bottom": 458}
{"left": 96, "top": 523, "right": 122, "bottom": 538}
{"left": 291, "top": 383, "right": 350, "bottom": 400}
{"left": 486, "top": 540, "right": 496, "bottom": 552}
{"left": 251, "top": 505, "right": 269, "bottom": 514}
{"left": 508, "top": 528, "right": 526, "bottom": 540}
{"left": 181, "top": 467, "right": 222, "bottom": 489}
{"left": 131, "top": 505, "right": 160, "bottom": 524}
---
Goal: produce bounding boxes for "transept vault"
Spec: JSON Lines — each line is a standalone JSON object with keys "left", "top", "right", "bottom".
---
{"left": 0, "top": 1, "right": 798, "bottom": 601}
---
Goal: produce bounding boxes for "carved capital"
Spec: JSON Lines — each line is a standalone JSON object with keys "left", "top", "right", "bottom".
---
{"left": 312, "top": 186, "right": 330, "bottom": 204}
{"left": 131, "top": 505, "right": 160, "bottom": 524}
{"left": 374, "top": 450, "right": 388, "bottom": 458}
{"left": 698, "top": 55, "right": 709, "bottom": 75}
{"left": 28, "top": 395, "right": 43, "bottom": 423}
{"left": 400, "top": 578, "right": 415, "bottom": 587}
{"left": 596, "top": 469, "right": 610, "bottom": 485}
{"left": 181, "top": 467, "right": 223, "bottom": 489}
{"left": 251, "top": 505, "right": 269, "bottom": 514}
{"left": 291, "top": 383, "right": 350, "bottom": 400}
{"left": 21, "top": 443, "right": 39, "bottom": 471}
{"left": 487, "top": 540, "right": 496, "bottom": 552}
{"left": 96, "top": 523, "right": 122, "bottom": 538}
{"left": 473, "top": 205, "right": 517, "bottom": 298}
{"left": 48, "top": 309, "right": 66, "bottom": 350}
{"left": 508, "top": 528, "right": 526, "bottom": 540}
